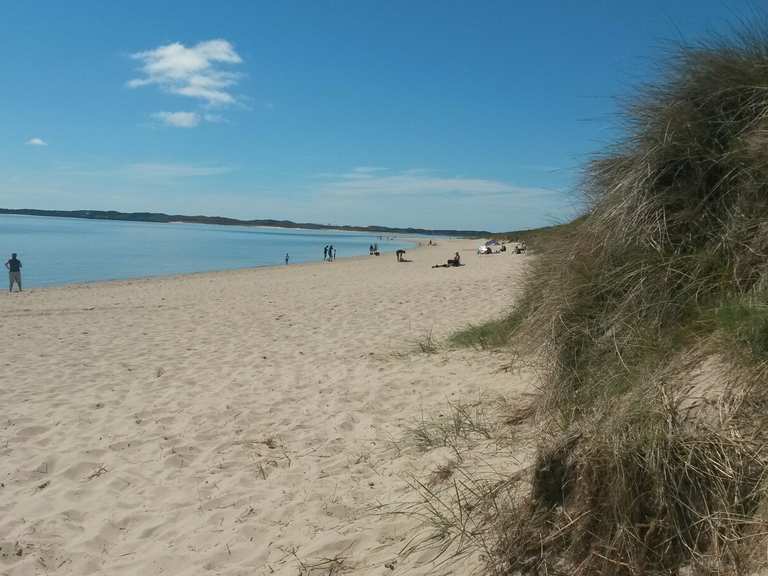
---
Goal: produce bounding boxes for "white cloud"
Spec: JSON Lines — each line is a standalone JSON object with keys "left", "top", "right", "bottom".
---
{"left": 26, "top": 137, "right": 48, "bottom": 146}
{"left": 317, "top": 167, "right": 557, "bottom": 200}
{"left": 152, "top": 111, "right": 201, "bottom": 128}
{"left": 128, "top": 39, "right": 243, "bottom": 106}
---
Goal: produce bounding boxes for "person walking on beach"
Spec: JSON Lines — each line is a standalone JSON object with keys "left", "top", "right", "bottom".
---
{"left": 285, "top": 253, "right": 289, "bottom": 265}
{"left": 5, "top": 253, "right": 22, "bottom": 293}
{"left": 328, "top": 245, "right": 335, "bottom": 261}
{"left": 323, "top": 245, "right": 328, "bottom": 261}
{"left": 333, "top": 247, "right": 337, "bottom": 261}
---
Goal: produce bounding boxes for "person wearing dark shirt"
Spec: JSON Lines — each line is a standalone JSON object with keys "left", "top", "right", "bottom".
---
{"left": 5, "top": 253, "right": 22, "bottom": 292}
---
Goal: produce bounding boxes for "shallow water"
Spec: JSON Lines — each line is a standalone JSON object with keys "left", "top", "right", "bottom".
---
{"left": 0, "top": 214, "right": 416, "bottom": 287}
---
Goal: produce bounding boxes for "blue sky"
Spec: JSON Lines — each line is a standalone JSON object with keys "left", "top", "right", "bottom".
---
{"left": 0, "top": 1, "right": 759, "bottom": 231}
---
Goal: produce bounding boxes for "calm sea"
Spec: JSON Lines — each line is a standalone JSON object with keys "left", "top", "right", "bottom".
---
{"left": 0, "top": 214, "right": 417, "bottom": 287}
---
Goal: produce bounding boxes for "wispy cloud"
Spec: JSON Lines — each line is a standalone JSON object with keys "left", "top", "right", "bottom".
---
{"left": 203, "top": 113, "right": 226, "bottom": 123}
{"left": 350, "top": 166, "right": 387, "bottom": 174}
{"left": 317, "top": 167, "right": 558, "bottom": 200}
{"left": 127, "top": 163, "right": 233, "bottom": 177}
{"left": 332, "top": 166, "right": 389, "bottom": 180}
{"left": 26, "top": 137, "right": 48, "bottom": 147}
{"left": 60, "top": 162, "right": 234, "bottom": 179}
{"left": 128, "top": 39, "right": 243, "bottom": 107}
{"left": 312, "top": 166, "right": 387, "bottom": 179}
{"left": 152, "top": 111, "right": 201, "bottom": 128}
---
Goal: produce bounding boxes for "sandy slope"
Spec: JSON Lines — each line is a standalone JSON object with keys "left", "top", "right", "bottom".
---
{"left": 0, "top": 239, "right": 533, "bottom": 575}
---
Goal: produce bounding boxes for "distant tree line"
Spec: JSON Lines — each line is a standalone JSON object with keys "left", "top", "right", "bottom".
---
{"left": 0, "top": 208, "right": 515, "bottom": 237}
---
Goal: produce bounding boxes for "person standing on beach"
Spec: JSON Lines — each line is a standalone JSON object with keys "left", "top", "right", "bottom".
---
{"left": 329, "top": 245, "right": 335, "bottom": 261}
{"left": 323, "top": 245, "right": 328, "bottom": 261}
{"left": 333, "top": 247, "right": 337, "bottom": 261}
{"left": 5, "top": 253, "right": 22, "bottom": 293}
{"left": 285, "top": 253, "right": 289, "bottom": 265}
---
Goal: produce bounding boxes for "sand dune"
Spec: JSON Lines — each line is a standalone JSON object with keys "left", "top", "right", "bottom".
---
{"left": 0, "top": 239, "right": 532, "bottom": 575}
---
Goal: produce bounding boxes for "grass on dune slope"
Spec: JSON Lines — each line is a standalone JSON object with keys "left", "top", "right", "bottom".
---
{"left": 433, "top": 25, "right": 768, "bottom": 576}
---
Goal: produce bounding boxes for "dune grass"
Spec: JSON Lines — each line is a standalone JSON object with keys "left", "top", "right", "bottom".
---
{"left": 500, "top": 25, "right": 768, "bottom": 574}
{"left": 716, "top": 296, "right": 768, "bottom": 360}
{"left": 449, "top": 312, "right": 523, "bottom": 350}
{"left": 411, "top": 24, "right": 768, "bottom": 576}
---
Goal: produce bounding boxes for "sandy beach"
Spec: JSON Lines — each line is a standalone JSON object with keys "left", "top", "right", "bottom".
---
{"left": 0, "top": 239, "right": 532, "bottom": 575}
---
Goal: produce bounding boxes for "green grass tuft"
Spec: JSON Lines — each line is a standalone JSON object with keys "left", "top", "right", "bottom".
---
{"left": 717, "top": 296, "right": 768, "bottom": 359}
{"left": 448, "top": 312, "right": 522, "bottom": 350}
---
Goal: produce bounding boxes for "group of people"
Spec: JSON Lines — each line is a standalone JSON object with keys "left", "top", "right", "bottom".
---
{"left": 6, "top": 253, "right": 22, "bottom": 293}
{"left": 478, "top": 240, "right": 526, "bottom": 255}
{"left": 323, "top": 245, "right": 336, "bottom": 261}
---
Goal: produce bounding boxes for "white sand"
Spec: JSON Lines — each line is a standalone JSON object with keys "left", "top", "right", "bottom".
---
{"left": 0, "top": 239, "right": 532, "bottom": 575}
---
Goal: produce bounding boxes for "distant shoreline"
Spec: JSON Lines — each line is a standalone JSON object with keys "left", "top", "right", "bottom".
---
{"left": 0, "top": 208, "right": 493, "bottom": 237}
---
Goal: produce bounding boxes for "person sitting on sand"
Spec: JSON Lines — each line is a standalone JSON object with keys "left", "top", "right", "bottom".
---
{"left": 6, "top": 253, "right": 22, "bottom": 292}
{"left": 433, "top": 252, "right": 462, "bottom": 268}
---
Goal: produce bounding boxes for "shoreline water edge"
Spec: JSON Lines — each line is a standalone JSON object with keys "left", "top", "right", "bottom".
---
{"left": 0, "top": 214, "right": 424, "bottom": 289}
